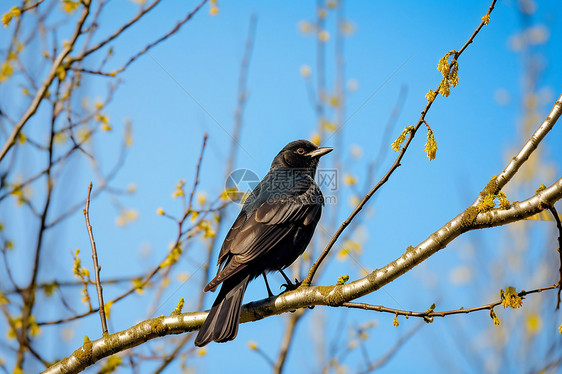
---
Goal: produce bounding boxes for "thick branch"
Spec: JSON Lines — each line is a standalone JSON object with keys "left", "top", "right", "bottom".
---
{"left": 495, "top": 93, "right": 562, "bottom": 191}
{"left": 42, "top": 175, "right": 562, "bottom": 374}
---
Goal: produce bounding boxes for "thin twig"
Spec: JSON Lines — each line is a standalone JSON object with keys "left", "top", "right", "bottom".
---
{"left": 315, "top": 0, "right": 326, "bottom": 142}
{"left": 342, "top": 284, "right": 559, "bottom": 318}
{"left": 84, "top": 182, "right": 109, "bottom": 336}
{"left": 227, "top": 14, "right": 257, "bottom": 174}
{"left": 0, "top": 1, "right": 91, "bottom": 163}
{"left": 547, "top": 205, "right": 562, "bottom": 309}
{"left": 18, "top": 79, "right": 61, "bottom": 369}
{"left": 152, "top": 333, "right": 195, "bottom": 374}
{"left": 365, "top": 85, "right": 408, "bottom": 190}
{"left": 359, "top": 322, "right": 424, "bottom": 373}
{"left": 180, "top": 133, "right": 208, "bottom": 227}
{"left": 21, "top": 0, "right": 46, "bottom": 12}
{"left": 76, "top": 0, "right": 163, "bottom": 61}
{"left": 456, "top": 0, "right": 497, "bottom": 56}
{"left": 72, "top": 0, "right": 208, "bottom": 77}
{"left": 273, "top": 309, "right": 306, "bottom": 374}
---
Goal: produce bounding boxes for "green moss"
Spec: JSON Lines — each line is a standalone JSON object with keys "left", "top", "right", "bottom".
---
{"left": 461, "top": 206, "right": 479, "bottom": 229}
{"left": 149, "top": 316, "right": 168, "bottom": 336}
{"left": 324, "top": 286, "right": 346, "bottom": 306}
{"left": 482, "top": 175, "right": 499, "bottom": 196}
{"left": 74, "top": 335, "right": 93, "bottom": 364}
{"left": 316, "top": 285, "right": 335, "bottom": 297}
{"left": 477, "top": 194, "right": 496, "bottom": 212}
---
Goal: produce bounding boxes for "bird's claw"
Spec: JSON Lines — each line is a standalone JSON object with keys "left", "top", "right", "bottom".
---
{"left": 280, "top": 278, "right": 302, "bottom": 292}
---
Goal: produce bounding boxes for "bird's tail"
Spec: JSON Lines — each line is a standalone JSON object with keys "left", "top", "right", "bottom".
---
{"left": 194, "top": 274, "right": 250, "bottom": 347}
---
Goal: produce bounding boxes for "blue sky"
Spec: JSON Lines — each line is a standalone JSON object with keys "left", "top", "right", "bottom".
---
{"left": 1, "top": 0, "right": 562, "bottom": 373}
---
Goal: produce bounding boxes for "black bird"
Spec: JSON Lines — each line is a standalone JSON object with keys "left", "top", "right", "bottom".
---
{"left": 194, "top": 140, "right": 333, "bottom": 347}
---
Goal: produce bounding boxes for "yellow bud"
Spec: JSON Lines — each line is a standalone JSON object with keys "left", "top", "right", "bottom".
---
{"left": 501, "top": 287, "right": 523, "bottom": 309}
{"left": 300, "top": 64, "right": 312, "bottom": 77}
{"left": 62, "top": 0, "right": 80, "bottom": 13}
{"left": 197, "top": 192, "right": 207, "bottom": 206}
{"left": 55, "top": 65, "right": 66, "bottom": 81}
{"left": 17, "top": 132, "right": 26, "bottom": 145}
{"left": 328, "top": 96, "right": 340, "bottom": 107}
{"left": 490, "top": 309, "right": 500, "bottom": 325}
{"left": 176, "top": 272, "right": 190, "bottom": 282}
{"left": 321, "top": 120, "right": 337, "bottom": 132}
{"left": 0, "top": 61, "right": 14, "bottom": 82}
{"left": 2, "top": 7, "right": 20, "bottom": 28}
{"left": 341, "top": 22, "right": 356, "bottom": 36}
{"left": 424, "top": 129, "right": 437, "bottom": 161}
{"left": 104, "top": 301, "right": 113, "bottom": 319}
{"left": 318, "top": 30, "right": 330, "bottom": 42}
{"left": 391, "top": 126, "right": 413, "bottom": 152}
{"left": 310, "top": 133, "right": 321, "bottom": 146}
{"left": 298, "top": 21, "right": 313, "bottom": 34}
{"left": 343, "top": 174, "right": 357, "bottom": 186}
{"left": 425, "top": 89, "right": 437, "bottom": 102}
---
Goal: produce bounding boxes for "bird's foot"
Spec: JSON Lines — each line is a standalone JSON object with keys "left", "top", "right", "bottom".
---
{"left": 280, "top": 278, "right": 302, "bottom": 292}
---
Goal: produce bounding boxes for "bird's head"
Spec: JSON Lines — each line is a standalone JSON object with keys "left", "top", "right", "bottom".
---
{"left": 271, "top": 140, "right": 333, "bottom": 171}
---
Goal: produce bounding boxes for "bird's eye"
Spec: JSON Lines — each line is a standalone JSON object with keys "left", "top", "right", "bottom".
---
{"left": 297, "top": 148, "right": 305, "bottom": 155}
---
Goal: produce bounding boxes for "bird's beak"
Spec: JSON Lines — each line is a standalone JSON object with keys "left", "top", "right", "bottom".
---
{"left": 305, "top": 147, "right": 333, "bottom": 158}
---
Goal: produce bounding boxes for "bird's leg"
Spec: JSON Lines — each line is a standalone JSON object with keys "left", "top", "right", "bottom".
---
{"left": 262, "top": 272, "right": 274, "bottom": 298}
{"left": 279, "top": 269, "right": 301, "bottom": 291}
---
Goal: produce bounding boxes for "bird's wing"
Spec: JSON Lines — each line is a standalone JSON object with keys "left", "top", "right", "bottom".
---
{"left": 216, "top": 212, "right": 246, "bottom": 265}
{"left": 230, "top": 192, "right": 321, "bottom": 258}
{"left": 217, "top": 173, "right": 319, "bottom": 264}
{"left": 209, "top": 190, "right": 321, "bottom": 288}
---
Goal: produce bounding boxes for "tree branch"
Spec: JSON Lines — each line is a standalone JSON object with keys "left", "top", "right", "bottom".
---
{"left": 273, "top": 309, "right": 306, "bottom": 374}
{"left": 83, "top": 182, "right": 109, "bottom": 336}
{"left": 548, "top": 205, "right": 562, "bottom": 309}
{"left": 0, "top": 1, "right": 90, "bottom": 163}
{"left": 495, "top": 94, "right": 562, "bottom": 191}
{"left": 303, "top": 0, "right": 500, "bottom": 286}
{"left": 342, "top": 284, "right": 558, "bottom": 319}
{"left": 42, "top": 173, "right": 562, "bottom": 374}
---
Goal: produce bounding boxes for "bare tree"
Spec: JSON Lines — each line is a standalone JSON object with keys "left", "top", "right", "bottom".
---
{"left": 0, "top": 1, "right": 560, "bottom": 373}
